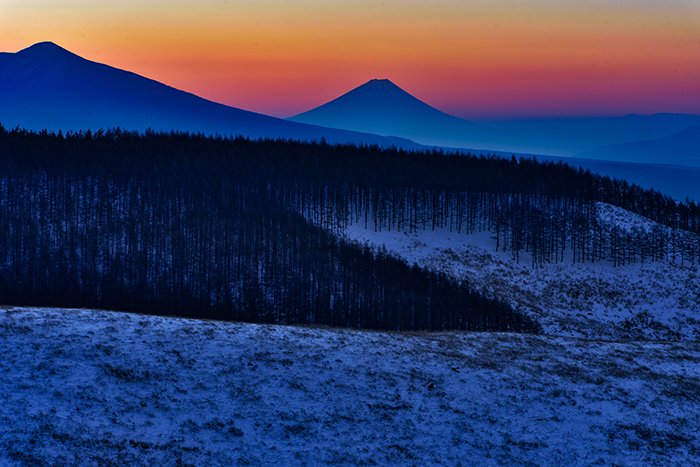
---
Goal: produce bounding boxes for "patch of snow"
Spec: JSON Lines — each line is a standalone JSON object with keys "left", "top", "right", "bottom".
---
{"left": 0, "top": 307, "right": 698, "bottom": 465}
{"left": 595, "top": 202, "right": 658, "bottom": 234}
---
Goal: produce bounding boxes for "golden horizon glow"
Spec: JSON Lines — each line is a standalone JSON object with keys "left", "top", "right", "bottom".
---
{"left": 2, "top": 0, "right": 700, "bottom": 118}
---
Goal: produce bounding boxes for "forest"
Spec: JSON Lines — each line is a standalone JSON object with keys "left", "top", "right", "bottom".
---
{"left": 0, "top": 126, "right": 698, "bottom": 331}
{"left": 0, "top": 127, "right": 538, "bottom": 332}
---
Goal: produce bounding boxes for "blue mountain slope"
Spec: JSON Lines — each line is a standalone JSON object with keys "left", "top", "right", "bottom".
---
{"left": 290, "top": 79, "right": 482, "bottom": 147}
{"left": 0, "top": 42, "right": 418, "bottom": 148}
{"left": 577, "top": 126, "right": 700, "bottom": 167}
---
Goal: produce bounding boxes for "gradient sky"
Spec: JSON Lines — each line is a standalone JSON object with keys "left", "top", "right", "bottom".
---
{"left": 2, "top": 0, "right": 700, "bottom": 119}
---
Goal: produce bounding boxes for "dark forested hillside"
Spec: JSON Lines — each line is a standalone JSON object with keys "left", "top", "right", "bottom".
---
{"left": 0, "top": 127, "right": 539, "bottom": 332}
{"left": 0, "top": 127, "right": 697, "bottom": 332}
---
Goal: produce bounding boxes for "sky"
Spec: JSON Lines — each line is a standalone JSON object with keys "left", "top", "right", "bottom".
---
{"left": 1, "top": 0, "right": 700, "bottom": 119}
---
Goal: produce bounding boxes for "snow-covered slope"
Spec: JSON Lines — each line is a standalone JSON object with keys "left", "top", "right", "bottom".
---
{"left": 596, "top": 201, "right": 660, "bottom": 233}
{"left": 339, "top": 203, "right": 700, "bottom": 341}
{"left": 1, "top": 307, "right": 698, "bottom": 465}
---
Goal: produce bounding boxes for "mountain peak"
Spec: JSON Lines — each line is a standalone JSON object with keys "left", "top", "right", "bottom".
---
{"left": 17, "top": 41, "right": 77, "bottom": 58}
{"left": 293, "top": 78, "right": 453, "bottom": 118}
{"left": 358, "top": 78, "right": 403, "bottom": 91}
{"left": 366, "top": 78, "right": 395, "bottom": 85}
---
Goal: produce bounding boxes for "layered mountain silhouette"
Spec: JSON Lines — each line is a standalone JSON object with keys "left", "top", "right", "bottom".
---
{"left": 483, "top": 114, "right": 700, "bottom": 157}
{"left": 578, "top": 126, "right": 700, "bottom": 168}
{"left": 290, "top": 79, "right": 700, "bottom": 160}
{"left": 1, "top": 42, "right": 698, "bottom": 199}
{"left": 0, "top": 42, "right": 418, "bottom": 148}
{"left": 290, "top": 79, "right": 483, "bottom": 147}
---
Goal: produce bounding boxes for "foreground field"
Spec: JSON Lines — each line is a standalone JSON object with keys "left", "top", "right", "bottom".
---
{"left": 0, "top": 307, "right": 698, "bottom": 465}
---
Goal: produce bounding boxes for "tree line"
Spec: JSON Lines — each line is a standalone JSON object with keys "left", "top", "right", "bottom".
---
{"left": 0, "top": 127, "right": 539, "bottom": 332}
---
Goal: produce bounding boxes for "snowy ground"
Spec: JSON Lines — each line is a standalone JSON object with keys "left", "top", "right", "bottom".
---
{"left": 340, "top": 203, "right": 700, "bottom": 341}
{"left": 1, "top": 307, "right": 699, "bottom": 465}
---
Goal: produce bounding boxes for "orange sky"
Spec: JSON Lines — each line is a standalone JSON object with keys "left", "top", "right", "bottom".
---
{"left": 2, "top": 0, "right": 700, "bottom": 118}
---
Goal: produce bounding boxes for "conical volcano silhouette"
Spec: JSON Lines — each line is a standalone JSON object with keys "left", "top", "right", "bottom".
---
{"left": 290, "top": 79, "right": 481, "bottom": 147}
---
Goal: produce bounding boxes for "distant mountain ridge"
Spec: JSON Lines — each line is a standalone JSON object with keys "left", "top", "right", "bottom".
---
{"left": 0, "top": 42, "right": 419, "bottom": 148}
{"left": 482, "top": 114, "right": 700, "bottom": 157}
{"left": 577, "top": 126, "right": 700, "bottom": 167}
